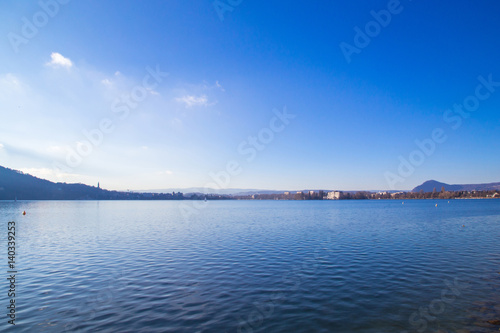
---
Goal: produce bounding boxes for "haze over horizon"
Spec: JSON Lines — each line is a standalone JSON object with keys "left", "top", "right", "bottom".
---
{"left": 1, "top": 1, "right": 499, "bottom": 191}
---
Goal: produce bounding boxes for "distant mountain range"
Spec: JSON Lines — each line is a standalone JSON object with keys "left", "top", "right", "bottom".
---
{"left": 135, "top": 188, "right": 286, "bottom": 196}
{"left": 412, "top": 180, "right": 500, "bottom": 193}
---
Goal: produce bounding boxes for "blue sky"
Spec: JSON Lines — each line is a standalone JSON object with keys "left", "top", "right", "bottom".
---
{"left": 0, "top": 0, "right": 499, "bottom": 191}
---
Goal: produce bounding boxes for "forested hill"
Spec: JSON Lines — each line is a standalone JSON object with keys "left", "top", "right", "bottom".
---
{"left": 0, "top": 165, "right": 182, "bottom": 200}
{"left": 412, "top": 180, "right": 500, "bottom": 192}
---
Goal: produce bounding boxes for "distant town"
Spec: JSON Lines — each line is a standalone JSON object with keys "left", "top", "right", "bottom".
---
{"left": 232, "top": 189, "right": 500, "bottom": 201}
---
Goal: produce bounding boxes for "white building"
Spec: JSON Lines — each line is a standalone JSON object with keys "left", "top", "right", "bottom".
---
{"left": 326, "top": 191, "right": 341, "bottom": 200}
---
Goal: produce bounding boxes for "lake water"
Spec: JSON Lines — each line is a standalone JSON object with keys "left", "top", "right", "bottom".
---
{"left": 1, "top": 199, "right": 499, "bottom": 332}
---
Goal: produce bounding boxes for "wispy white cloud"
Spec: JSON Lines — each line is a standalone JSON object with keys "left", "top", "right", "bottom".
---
{"left": 0, "top": 143, "right": 4, "bottom": 150}
{"left": 175, "top": 94, "right": 209, "bottom": 108}
{"left": 1, "top": 55, "right": 225, "bottom": 189}
{"left": 47, "top": 146, "right": 64, "bottom": 154}
{"left": 216, "top": 80, "right": 225, "bottom": 92}
{"left": 19, "top": 167, "right": 86, "bottom": 182}
{"left": 0, "top": 73, "right": 25, "bottom": 96}
{"left": 171, "top": 118, "right": 183, "bottom": 127}
{"left": 46, "top": 52, "right": 73, "bottom": 68}
{"left": 0, "top": 73, "right": 21, "bottom": 87}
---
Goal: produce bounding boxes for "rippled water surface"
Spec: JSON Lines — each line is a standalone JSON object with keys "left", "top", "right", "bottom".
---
{"left": 1, "top": 199, "right": 499, "bottom": 332}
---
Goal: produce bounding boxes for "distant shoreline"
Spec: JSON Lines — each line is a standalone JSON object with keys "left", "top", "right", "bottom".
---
{"left": 1, "top": 197, "right": 498, "bottom": 202}
{"left": 1, "top": 165, "right": 499, "bottom": 201}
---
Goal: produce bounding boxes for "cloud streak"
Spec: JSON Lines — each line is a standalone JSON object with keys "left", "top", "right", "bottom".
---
{"left": 175, "top": 94, "right": 210, "bottom": 108}
{"left": 46, "top": 52, "right": 73, "bottom": 68}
